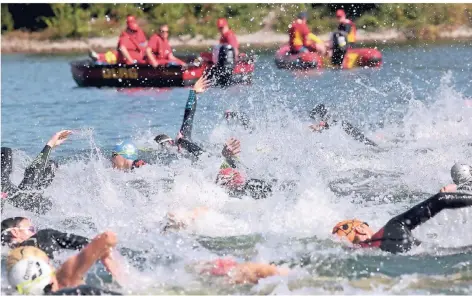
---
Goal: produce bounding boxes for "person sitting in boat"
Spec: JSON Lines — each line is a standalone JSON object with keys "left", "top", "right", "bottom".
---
{"left": 145, "top": 24, "right": 186, "bottom": 67}
{"left": 288, "top": 12, "right": 326, "bottom": 55}
{"left": 89, "top": 15, "right": 147, "bottom": 65}
{"left": 217, "top": 18, "right": 239, "bottom": 59}
{"left": 116, "top": 15, "right": 148, "bottom": 65}
{"left": 309, "top": 104, "right": 377, "bottom": 147}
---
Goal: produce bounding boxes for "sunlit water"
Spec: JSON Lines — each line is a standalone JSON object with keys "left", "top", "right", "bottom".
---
{"left": 2, "top": 42, "right": 472, "bottom": 294}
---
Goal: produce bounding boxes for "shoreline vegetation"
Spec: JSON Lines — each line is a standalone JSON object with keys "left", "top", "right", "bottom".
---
{"left": 2, "top": 3, "right": 472, "bottom": 54}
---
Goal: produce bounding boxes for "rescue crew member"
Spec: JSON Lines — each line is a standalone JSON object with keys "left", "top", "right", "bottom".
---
{"left": 1, "top": 130, "right": 72, "bottom": 214}
{"left": 1, "top": 216, "right": 89, "bottom": 260}
{"left": 440, "top": 163, "right": 472, "bottom": 193}
{"left": 217, "top": 18, "right": 239, "bottom": 59}
{"left": 309, "top": 104, "right": 377, "bottom": 147}
{"left": 146, "top": 24, "right": 185, "bottom": 67}
{"left": 336, "top": 9, "right": 357, "bottom": 45}
{"left": 117, "top": 15, "right": 147, "bottom": 65}
{"left": 111, "top": 140, "right": 146, "bottom": 171}
{"left": 288, "top": 12, "right": 326, "bottom": 55}
{"left": 332, "top": 191, "right": 472, "bottom": 254}
{"left": 6, "top": 231, "right": 122, "bottom": 295}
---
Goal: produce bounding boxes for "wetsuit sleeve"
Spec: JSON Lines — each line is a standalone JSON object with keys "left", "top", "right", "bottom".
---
{"left": 390, "top": 192, "right": 472, "bottom": 231}
{"left": 341, "top": 121, "right": 378, "bottom": 147}
{"left": 180, "top": 90, "right": 197, "bottom": 140}
{"left": 227, "top": 31, "right": 239, "bottom": 50}
{"left": 48, "top": 229, "right": 91, "bottom": 250}
{"left": 177, "top": 138, "right": 204, "bottom": 158}
{"left": 18, "top": 145, "right": 53, "bottom": 191}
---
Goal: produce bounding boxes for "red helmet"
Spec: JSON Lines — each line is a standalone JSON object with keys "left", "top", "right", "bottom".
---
{"left": 216, "top": 168, "right": 245, "bottom": 188}
{"left": 217, "top": 18, "right": 228, "bottom": 28}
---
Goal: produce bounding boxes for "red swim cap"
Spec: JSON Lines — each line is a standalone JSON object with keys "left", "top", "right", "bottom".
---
{"left": 217, "top": 18, "right": 228, "bottom": 28}
{"left": 216, "top": 168, "right": 245, "bottom": 188}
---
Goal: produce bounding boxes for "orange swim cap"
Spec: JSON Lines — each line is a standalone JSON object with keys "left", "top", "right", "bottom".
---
{"left": 332, "top": 219, "right": 368, "bottom": 243}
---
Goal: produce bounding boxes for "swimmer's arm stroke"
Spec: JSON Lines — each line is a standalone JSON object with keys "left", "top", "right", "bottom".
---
{"left": 392, "top": 192, "right": 472, "bottom": 232}
{"left": 55, "top": 231, "right": 121, "bottom": 288}
{"left": 179, "top": 74, "right": 211, "bottom": 140}
{"left": 18, "top": 130, "right": 72, "bottom": 190}
{"left": 50, "top": 229, "right": 91, "bottom": 250}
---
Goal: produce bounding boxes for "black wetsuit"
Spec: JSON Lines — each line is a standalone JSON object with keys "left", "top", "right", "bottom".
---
{"left": 309, "top": 105, "right": 377, "bottom": 147}
{"left": 49, "top": 285, "right": 121, "bottom": 295}
{"left": 1, "top": 146, "right": 57, "bottom": 214}
{"left": 12, "top": 228, "right": 90, "bottom": 259}
{"left": 359, "top": 192, "right": 472, "bottom": 254}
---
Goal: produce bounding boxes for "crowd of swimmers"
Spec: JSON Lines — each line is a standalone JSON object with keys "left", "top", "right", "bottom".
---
{"left": 2, "top": 13, "right": 472, "bottom": 295}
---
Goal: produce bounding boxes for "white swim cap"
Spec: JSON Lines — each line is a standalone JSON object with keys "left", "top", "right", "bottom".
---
{"left": 450, "top": 163, "right": 472, "bottom": 185}
{"left": 8, "top": 257, "right": 53, "bottom": 295}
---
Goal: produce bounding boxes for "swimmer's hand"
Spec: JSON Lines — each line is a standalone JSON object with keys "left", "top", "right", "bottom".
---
{"left": 47, "top": 130, "right": 73, "bottom": 148}
{"left": 309, "top": 121, "right": 327, "bottom": 132}
{"left": 222, "top": 137, "right": 241, "bottom": 158}
{"left": 440, "top": 183, "right": 457, "bottom": 193}
{"left": 193, "top": 74, "right": 211, "bottom": 94}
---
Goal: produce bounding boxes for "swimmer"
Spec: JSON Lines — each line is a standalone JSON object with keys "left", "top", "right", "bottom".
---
{"left": 196, "top": 257, "right": 289, "bottom": 284}
{"left": 440, "top": 163, "right": 472, "bottom": 193}
{"left": 111, "top": 140, "right": 146, "bottom": 170}
{"left": 216, "top": 138, "right": 275, "bottom": 199}
{"left": 309, "top": 104, "right": 377, "bottom": 147}
{"left": 154, "top": 75, "right": 211, "bottom": 159}
{"left": 6, "top": 231, "right": 122, "bottom": 295}
{"left": 332, "top": 191, "right": 472, "bottom": 254}
{"left": 1, "top": 216, "right": 90, "bottom": 259}
{"left": 1, "top": 130, "right": 72, "bottom": 214}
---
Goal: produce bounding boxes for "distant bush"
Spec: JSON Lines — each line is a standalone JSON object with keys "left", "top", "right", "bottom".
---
{"left": 2, "top": 4, "right": 472, "bottom": 40}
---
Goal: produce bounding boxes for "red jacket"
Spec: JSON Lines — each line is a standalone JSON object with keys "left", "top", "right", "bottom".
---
{"left": 289, "top": 20, "right": 310, "bottom": 52}
{"left": 219, "top": 30, "right": 239, "bottom": 51}
{"left": 148, "top": 34, "right": 173, "bottom": 60}
{"left": 117, "top": 29, "right": 147, "bottom": 64}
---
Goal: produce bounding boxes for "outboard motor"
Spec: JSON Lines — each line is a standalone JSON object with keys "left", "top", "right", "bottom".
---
{"left": 210, "top": 44, "right": 235, "bottom": 87}
{"left": 331, "top": 31, "right": 348, "bottom": 66}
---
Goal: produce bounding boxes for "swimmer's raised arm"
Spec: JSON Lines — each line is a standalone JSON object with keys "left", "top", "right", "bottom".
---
{"left": 55, "top": 231, "right": 118, "bottom": 288}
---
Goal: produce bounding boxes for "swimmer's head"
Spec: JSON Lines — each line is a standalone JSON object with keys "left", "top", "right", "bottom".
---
{"left": 1, "top": 147, "right": 13, "bottom": 178}
{"left": 309, "top": 104, "right": 330, "bottom": 122}
{"left": 112, "top": 140, "right": 137, "bottom": 170}
{"left": 450, "top": 163, "right": 472, "bottom": 186}
{"left": 154, "top": 134, "right": 174, "bottom": 148}
{"left": 216, "top": 168, "right": 246, "bottom": 189}
{"left": 7, "top": 247, "right": 56, "bottom": 295}
{"left": 332, "top": 219, "right": 373, "bottom": 244}
{"left": 113, "top": 140, "right": 138, "bottom": 160}
{"left": 1, "top": 217, "right": 36, "bottom": 246}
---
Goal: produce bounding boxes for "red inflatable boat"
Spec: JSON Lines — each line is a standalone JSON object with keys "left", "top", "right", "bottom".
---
{"left": 274, "top": 44, "right": 382, "bottom": 70}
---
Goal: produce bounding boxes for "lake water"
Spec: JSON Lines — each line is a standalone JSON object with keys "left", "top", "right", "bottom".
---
{"left": 1, "top": 42, "right": 472, "bottom": 294}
